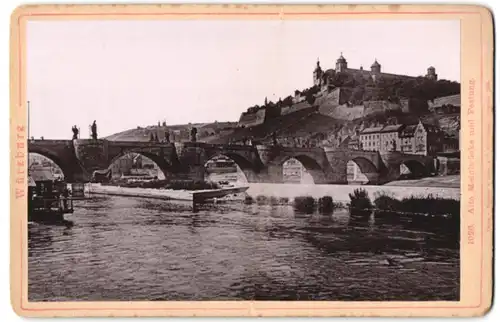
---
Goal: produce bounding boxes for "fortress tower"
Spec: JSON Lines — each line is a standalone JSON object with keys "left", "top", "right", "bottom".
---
{"left": 371, "top": 59, "right": 381, "bottom": 74}
{"left": 335, "top": 53, "right": 348, "bottom": 73}
{"left": 426, "top": 66, "right": 438, "bottom": 80}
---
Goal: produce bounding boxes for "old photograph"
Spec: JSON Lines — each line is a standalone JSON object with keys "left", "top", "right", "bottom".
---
{"left": 26, "top": 18, "right": 461, "bottom": 302}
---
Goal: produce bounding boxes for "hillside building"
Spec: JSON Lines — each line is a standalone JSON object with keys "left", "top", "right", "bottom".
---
{"left": 359, "top": 126, "right": 383, "bottom": 151}
{"left": 359, "top": 121, "right": 443, "bottom": 156}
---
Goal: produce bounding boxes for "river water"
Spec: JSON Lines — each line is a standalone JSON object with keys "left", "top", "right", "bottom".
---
{"left": 28, "top": 194, "right": 459, "bottom": 302}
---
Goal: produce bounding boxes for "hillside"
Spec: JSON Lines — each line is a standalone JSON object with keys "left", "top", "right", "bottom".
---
{"left": 106, "top": 71, "right": 460, "bottom": 146}
{"left": 204, "top": 107, "right": 344, "bottom": 144}
{"left": 106, "top": 121, "right": 238, "bottom": 142}
{"left": 106, "top": 107, "right": 459, "bottom": 147}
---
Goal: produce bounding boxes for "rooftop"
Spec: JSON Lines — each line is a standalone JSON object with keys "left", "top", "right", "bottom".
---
{"left": 400, "top": 125, "right": 418, "bottom": 137}
{"left": 361, "top": 124, "right": 405, "bottom": 134}
{"left": 360, "top": 126, "right": 384, "bottom": 134}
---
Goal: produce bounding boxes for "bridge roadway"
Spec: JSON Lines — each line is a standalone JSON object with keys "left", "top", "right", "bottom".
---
{"left": 28, "top": 139, "right": 436, "bottom": 184}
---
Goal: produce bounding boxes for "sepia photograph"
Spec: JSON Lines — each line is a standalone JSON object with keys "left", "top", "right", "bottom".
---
{"left": 19, "top": 11, "right": 468, "bottom": 305}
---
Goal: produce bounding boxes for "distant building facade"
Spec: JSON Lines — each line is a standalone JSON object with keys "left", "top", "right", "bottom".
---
{"left": 282, "top": 158, "right": 314, "bottom": 184}
{"left": 379, "top": 124, "right": 405, "bottom": 152}
{"left": 282, "top": 158, "right": 303, "bottom": 183}
{"left": 359, "top": 126, "right": 383, "bottom": 151}
{"left": 110, "top": 153, "right": 164, "bottom": 179}
{"left": 359, "top": 121, "right": 443, "bottom": 156}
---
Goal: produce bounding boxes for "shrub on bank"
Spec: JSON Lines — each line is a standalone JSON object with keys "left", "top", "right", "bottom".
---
{"left": 348, "top": 188, "right": 373, "bottom": 217}
{"left": 279, "top": 197, "right": 290, "bottom": 205}
{"left": 294, "top": 196, "right": 316, "bottom": 213}
{"left": 256, "top": 195, "right": 269, "bottom": 205}
{"left": 399, "top": 195, "right": 460, "bottom": 218}
{"left": 269, "top": 196, "right": 280, "bottom": 206}
{"left": 244, "top": 195, "right": 254, "bottom": 205}
{"left": 318, "top": 196, "right": 343, "bottom": 213}
{"left": 374, "top": 193, "right": 402, "bottom": 215}
{"left": 372, "top": 193, "right": 460, "bottom": 226}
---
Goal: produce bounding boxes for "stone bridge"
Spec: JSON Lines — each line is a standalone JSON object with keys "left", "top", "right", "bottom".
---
{"left": 28, "top": 139, "right": 437, "bottom": 184}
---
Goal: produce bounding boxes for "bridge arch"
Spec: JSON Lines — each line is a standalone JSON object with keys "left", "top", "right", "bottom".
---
{"left": 347, "top": 157, "right": 379, "bottom": 185}
{"left": 280, "top": 154, "right": 326, "bottom": 184}
{"left": 107, "top": 151, "right": 173, "bottom": 180}
{"left": 204, "top": 152, "right": 256, "bottom": 183}
{"left": 399, "top": 159, "right": 428, "bottom": 179}
{"left": 28, "top": 149, "right": 75, "bottom": 182}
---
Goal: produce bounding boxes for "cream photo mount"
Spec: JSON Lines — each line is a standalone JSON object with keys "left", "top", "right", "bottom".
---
{"left": 9, "top": 4, "right": 494, "bottom": 317}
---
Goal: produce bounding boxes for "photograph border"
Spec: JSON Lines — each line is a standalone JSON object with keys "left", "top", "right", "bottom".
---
{"left": 10, "top": 3, "right": 494, "bottom": 317}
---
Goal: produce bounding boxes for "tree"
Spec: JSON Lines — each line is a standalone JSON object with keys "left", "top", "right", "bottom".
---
{"left": 349, "top": 85, "right": 365, "bottom": 105}
{"left": 282, "top": 95, "right": 293, "bottom": 107}
{"left": 306, "top": 93, "right": 316, "bottom": 105}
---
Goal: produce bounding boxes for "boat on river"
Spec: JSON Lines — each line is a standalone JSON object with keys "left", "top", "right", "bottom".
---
{"left": 28, "top": 177, "right": 89, "bottom": 224}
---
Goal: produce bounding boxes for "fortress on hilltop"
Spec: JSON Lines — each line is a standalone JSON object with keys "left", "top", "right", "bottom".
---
{"left": 237, "top": 52, "right": 440, "bottom": 128}
{"left": 313, "top": 53, "right": 438, "bottom": 89}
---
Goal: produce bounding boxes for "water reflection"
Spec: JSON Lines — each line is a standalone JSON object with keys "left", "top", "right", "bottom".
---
{"left": 28, "top": 196, "right": 459, "bottom": 302}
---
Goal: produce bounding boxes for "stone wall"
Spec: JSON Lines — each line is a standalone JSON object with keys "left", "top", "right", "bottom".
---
{"left": 238, "top": 109, "right": 266, "bottom": 127}
{"left": 280, "top": 101, "right": 312, "bottom": 116}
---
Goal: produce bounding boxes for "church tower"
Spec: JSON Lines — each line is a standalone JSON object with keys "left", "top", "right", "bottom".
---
{"left": 335, "top": 53, "right": 348, "bottom": 73}
{"left": 371, "top": 59, "right": 381, "bottom": 74}
{"left": 313, "top": 59, "right": 324, "bottom": 86}
{"left": 426, "top": 66, "right": 438, "bottom": 80}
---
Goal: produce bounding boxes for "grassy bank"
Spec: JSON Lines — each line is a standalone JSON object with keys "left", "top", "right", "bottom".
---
{"left": 244, "top": 189, "right": 460, "bottom": 229}
{"left": 373, "top": 192, "right": 460, "bottom": 218}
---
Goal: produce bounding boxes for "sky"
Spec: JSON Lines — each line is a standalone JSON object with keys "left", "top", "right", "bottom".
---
{"left": 27, "top": 19, "right": 460, "bottom": 139}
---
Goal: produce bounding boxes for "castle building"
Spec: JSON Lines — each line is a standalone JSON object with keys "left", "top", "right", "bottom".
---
{"left": 313, "top": 53, "right": 439, "bottom": 89}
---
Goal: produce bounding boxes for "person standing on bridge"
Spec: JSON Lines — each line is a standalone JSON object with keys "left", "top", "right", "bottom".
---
{"left": 91, "top": 120, "right": 98, "bottom": 140}
{"left": 190, "top": 127, "right": 197, "bottom": 142}
{"left": 72, "top": 126, "right": 79, "bottom": 140}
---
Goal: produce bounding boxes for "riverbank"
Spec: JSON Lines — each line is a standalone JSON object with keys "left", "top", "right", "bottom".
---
{"left": 245, "top": 183, "right": 459, "bottom": 202}
{"left": 86, "top": 181, "right": 459, "bottom": 204}
{"left": 384, "top": 175, "right": 460, "bottom": 188}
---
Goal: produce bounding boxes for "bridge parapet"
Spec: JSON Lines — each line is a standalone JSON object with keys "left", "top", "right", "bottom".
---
{"left": 109, "top": 141, "right": 175, "bottom": 148}
{"left": 30, "top": 139, "right": 74, "bottom": 146}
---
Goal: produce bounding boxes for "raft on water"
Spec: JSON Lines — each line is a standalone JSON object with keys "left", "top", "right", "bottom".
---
{"left": 89, "top": 183, "right": 250, "bottom": 203}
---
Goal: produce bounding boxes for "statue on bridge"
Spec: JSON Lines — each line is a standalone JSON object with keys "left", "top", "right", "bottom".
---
{"left": 72, "top": 125, "right": 79, "bottom": 140}
{"left": 90, "top": 120, "right": 98, "bottom": 140}
{"left": 190, "top": 127, "right": 197, "bottom": 142}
